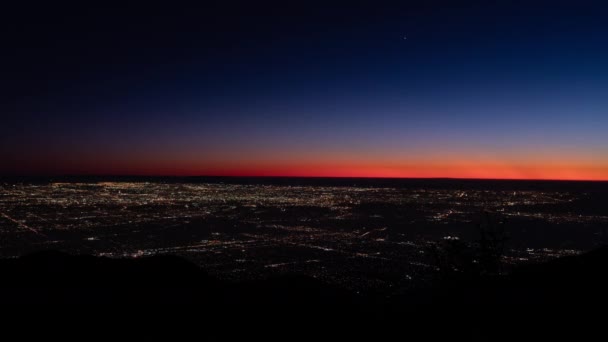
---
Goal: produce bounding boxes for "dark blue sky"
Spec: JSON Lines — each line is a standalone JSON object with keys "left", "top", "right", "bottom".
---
{"left": 2, "top": 1, "right": 608, "bottom": 179}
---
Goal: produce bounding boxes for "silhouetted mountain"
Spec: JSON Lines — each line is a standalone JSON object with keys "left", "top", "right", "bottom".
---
{"left": 2, "top": 248, "right": 608, "bottom": 340}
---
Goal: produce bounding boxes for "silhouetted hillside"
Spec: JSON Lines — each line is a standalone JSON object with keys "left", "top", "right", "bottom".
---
{"left": 2, "top": 248, "right": 608, "bottom": 340}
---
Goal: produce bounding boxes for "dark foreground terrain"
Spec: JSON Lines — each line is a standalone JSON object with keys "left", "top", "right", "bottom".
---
{"left": 2, "top": 247, "right": 607, "bottom": 340}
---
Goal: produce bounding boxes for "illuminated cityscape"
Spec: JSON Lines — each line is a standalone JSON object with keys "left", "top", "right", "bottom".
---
{"left": 1, "top": 179, "right": 604, "bottom": 292}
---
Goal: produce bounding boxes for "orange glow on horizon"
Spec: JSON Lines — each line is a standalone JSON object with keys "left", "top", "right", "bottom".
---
{"left": 13, "top": 159, "right": 607, "bottom": 181}
{"left": 5, "top": 151, "right": 608, "bottom": 181}
{"left": 195, "top": 164, "right": 608, "bottom": 181}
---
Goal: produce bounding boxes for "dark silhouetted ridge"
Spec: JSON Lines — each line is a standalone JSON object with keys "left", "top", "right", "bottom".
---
{"left": 2, "top": 248, "right": 608, "bottom": 340}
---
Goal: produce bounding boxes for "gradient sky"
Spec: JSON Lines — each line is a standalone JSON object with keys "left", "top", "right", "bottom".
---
{"left": 2, "top": 1, "right": 608, "bottom": 180}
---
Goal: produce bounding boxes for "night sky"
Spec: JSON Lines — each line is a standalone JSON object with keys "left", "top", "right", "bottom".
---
{"left": 2, "top": 1, "right": 607, "bottom": 180}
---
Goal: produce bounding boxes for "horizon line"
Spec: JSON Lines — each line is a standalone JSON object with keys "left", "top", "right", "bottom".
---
{"left": 2, "top": 174, "right": 608, "bottom": 183}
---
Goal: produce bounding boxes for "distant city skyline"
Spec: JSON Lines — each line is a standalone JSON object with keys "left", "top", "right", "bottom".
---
{"left": 2, "top": 1, "right": 607, "bottom": 180}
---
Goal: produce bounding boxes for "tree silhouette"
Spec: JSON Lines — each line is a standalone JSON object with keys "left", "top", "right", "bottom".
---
{"left": 476, "top": 210, "right": 508, "bottom": 276}
{"left": 429, "top": 210, "right": 508, "bottom": 279}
